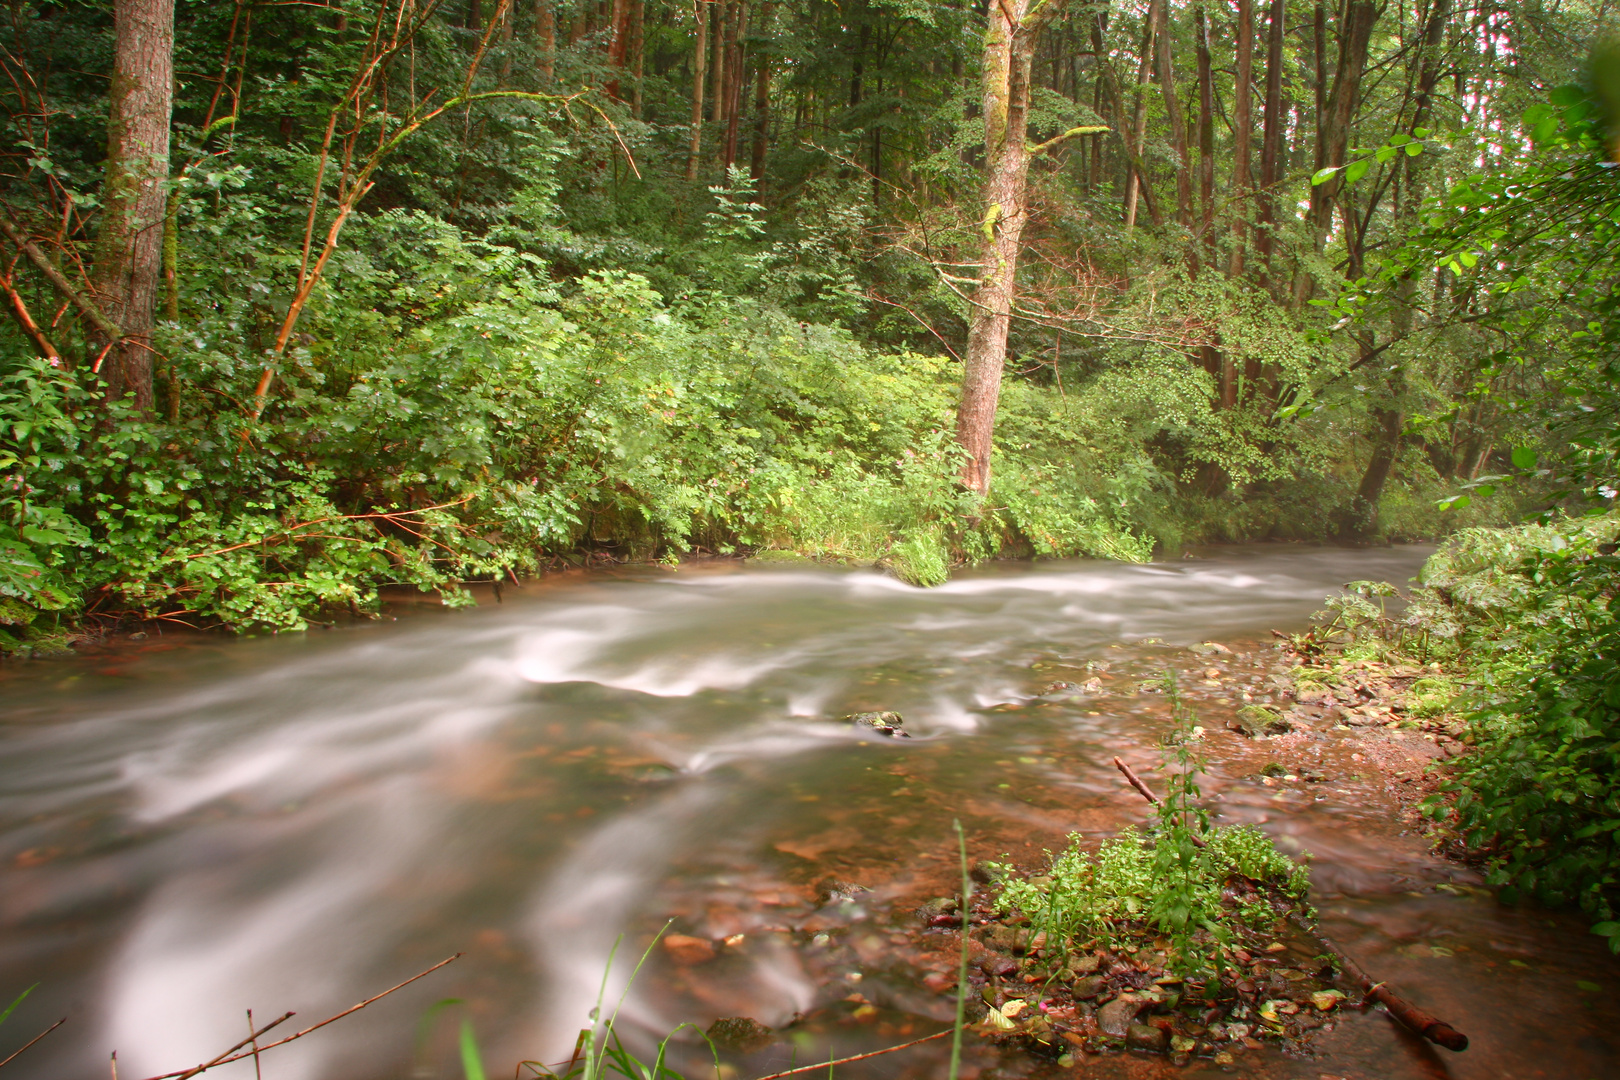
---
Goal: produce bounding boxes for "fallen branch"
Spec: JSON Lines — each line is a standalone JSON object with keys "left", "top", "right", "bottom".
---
{"left": 0, "top": 1016, "right": 65, "bottom": 1070}
{"left": 0, "top": 215, "right": 122, "bottom": 342}
{"left": 748, "top": 1029, "right": 949, "bottom": 1080}
{"left": 135, "top": 953, "right": 462, "bottom": 1080}
{"left": 1108, "top": 756, "right": 1468, "bottom": 1052}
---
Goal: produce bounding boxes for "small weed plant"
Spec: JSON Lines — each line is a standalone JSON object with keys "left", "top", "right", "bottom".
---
{"left": 992, "top": 674, "right": 1310, "bottom": 977}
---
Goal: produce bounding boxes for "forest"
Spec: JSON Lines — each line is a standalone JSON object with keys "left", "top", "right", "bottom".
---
{"left": 0, "top": 0, "right": 1610, "bottom": 636}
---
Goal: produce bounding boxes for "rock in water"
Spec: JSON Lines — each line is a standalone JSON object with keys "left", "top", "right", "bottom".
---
{"left": 662, "top": 934, "right": 717, "bottom": 965}
{"left": 1227, "top": 704, "right": 1293, "bottom": 737}
{"left": 1127, "top": 1022, "right": 1170, "bottom": 1052}
{"left": 846, "top": 711, "right": 911, "bottom": 737}
{"left": 1096, "top": 997, "right": 1143, "bottom": 1037}
{"left": 705, "top": 1016, "right": 775, "bottom": 1052}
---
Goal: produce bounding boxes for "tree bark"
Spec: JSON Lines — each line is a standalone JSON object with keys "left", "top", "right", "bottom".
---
{"left": 1228, "top": 0, "right": 1254, "bottom": 277}
{"left": 1152, "top": 0, "right": 1194, "bottom": 231}
{"left": 536, "top": 0, "right": 555, "bottom": 82}
{"left": 606, "top": 0, "right": 631, "bottom": 99}
{"left": 1194, "top": 3, "right": 1216, "bottom": 263}
{"left": 1255, "top": 0, "right": 1285, "bottom": 276}
{"left": 708, "top": 0, "right": 726, "bottom": 124}
{"left": 722, "top": 0, "right": 750, "bottom": 168}
{"left": 749, "top": 2, "right": 773, "bottom": 181}
{"left": 685, "top": 0, "right": 709, "bottom": 179}
{"left": 92, "top": 0, "right": 175, "bottom": 414}
{"left": 956, "top": 0, "right": 1068, "bottom": 495}
{"left": 1123, "top": 1, "right": 1160, "bottom": 230}
{"left": 629, "top": 0, "right": 644, "bottom": 116}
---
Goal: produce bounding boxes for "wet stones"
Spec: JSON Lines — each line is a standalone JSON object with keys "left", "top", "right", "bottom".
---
{"left": 846, "top": 711, "right": 910, "bottom": 737}
{"left": 1189, "top": 642, "right": 1234, "bottom": 657}
{"left": 1228, "top": 704, "right": 1293, "bottom": 737}
{"left": 1096, "top": 996, "right": 1143, "bottom": 1036}
{"left": 1127, "top": 1021, "right": 1170, "bottom": 1052}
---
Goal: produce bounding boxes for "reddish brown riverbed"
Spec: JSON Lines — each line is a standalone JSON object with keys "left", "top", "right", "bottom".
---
{"left": 1, "top": 547, "right": 1615, "bottom": 1080}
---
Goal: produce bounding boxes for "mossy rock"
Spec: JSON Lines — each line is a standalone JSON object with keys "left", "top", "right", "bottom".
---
{"left": 1228, "top": 704, "right": 1293, "bottom": 737}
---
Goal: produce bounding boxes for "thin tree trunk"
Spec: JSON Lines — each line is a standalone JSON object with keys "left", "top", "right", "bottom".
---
{"left": 722, "top": 0, "right": 750, "bottom": 169}
{"left": 1152, "top": 0, "right": 1193, "bottom": 231}
{"left": 1347, "top": 0, "right": 1453, "bottom": 537}
{"left": 1194, "top": 3, "right": 1216, "bottom": 262}
{"left": 1255, "top": 0, "right": 1284, "bottom": 276}
{"left": 92, "top": 0, "right": 175, "bottom": 414}
{"left": 749, "top": 1, "right": 773, "bottom": 181}
{"left": 956, "top": 0, "right": 1069, "bottom": 494}
{"left": 685, "top": 0, "right": 709, "bottom": 179}
{"left": 712, "top": 0, "right": 731, "bottom": 130}
{"left": 536, "top": 0, "right": 555, "bottom": 82}
{"left": 1123, "top": 1, "right": 1159, "bottom": 230}
{"left": 1228, "top": 0, "right": 1254, "bottom": 277}
{"left": 629, "top": 0, "right": 644, "bottom": 116}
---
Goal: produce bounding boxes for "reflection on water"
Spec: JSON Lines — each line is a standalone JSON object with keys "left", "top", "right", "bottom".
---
{"left": 1, "top": 547, "right": 1615, "bottom": 1079}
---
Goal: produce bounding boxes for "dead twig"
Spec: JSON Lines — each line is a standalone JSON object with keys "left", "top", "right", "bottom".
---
{"left": 1109, "top": 756, "right": 1468, "bottom": 1051}
{"left": 0, "top": 1016, "right": 66, "bottom": 1070}
{"left": 135, "top": 953, "right": 462, "bottom": 1080}
{"left": 748, "top": 1029, "right": 950, "bottom": 1080}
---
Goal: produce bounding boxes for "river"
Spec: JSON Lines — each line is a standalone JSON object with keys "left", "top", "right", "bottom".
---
{"left": 1, "top": 546, "right": 1615, "bottom": 1080}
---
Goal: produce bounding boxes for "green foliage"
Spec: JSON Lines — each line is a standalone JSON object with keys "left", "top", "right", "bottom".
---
{"left": 992, "top": 675, "right": 1309, "bottom": 976}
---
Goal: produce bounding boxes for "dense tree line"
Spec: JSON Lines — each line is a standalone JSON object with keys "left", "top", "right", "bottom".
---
{"left": 0, "top": 0, "right": 1613, "bottom": 639}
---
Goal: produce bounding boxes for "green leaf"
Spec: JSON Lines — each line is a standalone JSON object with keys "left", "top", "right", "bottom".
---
{"left": 1405, "top": 142, "right": 1423, "bottom": 156}
{"left": 1346, "top": 158, "right": 1371, "bottom": 183}
{"left": 1511, "top": 447, "right": 1538, "bottom": 470}
{"left": 460, "top": 1018, "right": 488, "bottom": 1080}
{"left": 1578, "top": 980, "right": 1603, "bottom": 993}
{"left": 1549, "top": 84, "right": 1585, "bottom": 107}
{"left": 1591, "top": 922, "right": 1620, "bottom": 936}
{"left": 1311, "top": 166, "right": 1340, "bottom": 186}
{"left": 0, "top": 984, "right": 36, "bottom": 1027}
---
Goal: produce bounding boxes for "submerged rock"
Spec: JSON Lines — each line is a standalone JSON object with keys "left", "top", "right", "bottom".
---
{"left": 663, "top": 934, "right": 716, "bottom": 965}
{"left": 846, "top": 711, "right": 911, "bottom": 737}
{"left": 1228, "top": 704, "right": 1293, "bottom": 737}
{"left": 705, "top": 1016, "right": 775, "bottom": 1052}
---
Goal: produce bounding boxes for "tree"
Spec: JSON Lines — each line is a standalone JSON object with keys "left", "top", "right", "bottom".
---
{"left": 955, "top": 0, "right": 1102, "bottom": 495}
{"left": 90, "top": 0, "right": 175, "bottom": 414}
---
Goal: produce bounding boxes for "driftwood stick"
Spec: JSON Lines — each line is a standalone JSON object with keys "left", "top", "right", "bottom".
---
{"left": 749, "top": 1029, "right": 949, "bottom": 1080}
{"left": 0, "top": 1016, "right": 65, "bottom": 1070}
{"left": 1108, "top": 756, "right": 1468, "bottom": 1052}
{"left": 136, "top": 953, "right": 462, "bottom": 1080}
{"left": 1290, "top": 913, "right": 1469, "bottom": 1051}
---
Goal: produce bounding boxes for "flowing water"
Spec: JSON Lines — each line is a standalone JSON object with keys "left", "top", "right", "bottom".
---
{"left": 2, "top": 547, "right": 1616, "bottom": 1080}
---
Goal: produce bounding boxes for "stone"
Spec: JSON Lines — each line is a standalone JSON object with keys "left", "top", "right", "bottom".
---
{"left": 1067, "top": 953, "right": 1102, "bottom": 975}
{"left": 663, "top": 934, "right": 716, "bottom": 965}
{"left": 1259, "top": 762, "right": 1288, "bottom": 778}
{"left": 919, "top": 896, "right": 958, "bottom": 917}
{"left": 846, "top": 711, "right": 910, "bottom": 737}
{"left": 1228, "top": 704, "right": 1293, "bottom": 737}
{"left": 1068, "top": 975, "right": 1105, "bottom": 1000}
{"left": 984, "top": 925, "right": 1030, "bottom": 953}
{"left": 1190, "top": 642, "right": 1234, "bottom": 656}
{"left": 1096, "top": 997, "right": 1142, "bottom": 1037}
{"left": 705, "top": 1016, "right": 775, "bottom": 1052}
{"left": 1126, "top": 1022, "right": 1169, "bottom": 1052}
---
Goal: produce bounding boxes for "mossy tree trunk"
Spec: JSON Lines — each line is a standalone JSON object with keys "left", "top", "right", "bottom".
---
{"left": 91, "top": 0, "right": 174, "bottom": 415}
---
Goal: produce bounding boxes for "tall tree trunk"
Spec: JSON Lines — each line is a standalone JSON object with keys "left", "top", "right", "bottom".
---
{"left": 750, "top": 1, "right": 773, "bottom": 180}
{"left": 708, "top": 0, "right": 726, "bottom": 123}
{"left": 92, "top": 0, "right": 175, "bottom": 414}
{"left": 1194, "top": 3, "right": 1216, "bottom": 260}
{"left": 1123, "top": 1, "right": 1159, "bottom": 230}
{"left": 956, "top": 0, "right": 1068, "bottom": 494}
{"left": 536, "top": 0, "right": 555, "bottom": 82}
{"left": 685, "top": 0, "right": 709, "bottom": 179}
{"left": 1228, "top": 0, "right": 1254, "bottom": 277}
{"left": 1255, "top": 0, "right": 1284, "bottom": 276}
{"left": 629, "top": 0, "right": 644, "bottom": 116}
{"left": 1347, "top": 0, "right": 1453, "bottom": 537}
{"left": 722, "top": 0, "right": 750, "bottom": 168}
{"left": 1152, "top": 0, "right": 1194, "bottom": 231}
{"left": 606, "top": 0, "right": 631, "bottom": 98}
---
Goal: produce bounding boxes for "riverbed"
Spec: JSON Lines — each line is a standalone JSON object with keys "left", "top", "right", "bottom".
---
{"left": 1, "top": 546, "right": 1615, "bottom": 1079}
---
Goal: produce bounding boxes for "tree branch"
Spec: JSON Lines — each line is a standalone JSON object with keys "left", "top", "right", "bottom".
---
{"left": 0, "top": 216, "right": 122, "bottom": 342}
{"left": 1028, "top": 124, "right": 1109, "bottom": 157}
